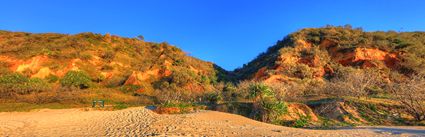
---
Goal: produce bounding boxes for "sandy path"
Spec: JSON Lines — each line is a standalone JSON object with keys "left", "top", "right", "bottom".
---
{"left": 0, "top": 107, "right": 424, "bottom": 137}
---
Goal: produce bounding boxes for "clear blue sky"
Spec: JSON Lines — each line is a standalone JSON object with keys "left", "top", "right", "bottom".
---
{"left": 1, "top": 0, "right": 425, "bottom": 70}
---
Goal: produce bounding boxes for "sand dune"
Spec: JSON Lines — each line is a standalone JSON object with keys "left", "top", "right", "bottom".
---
{"left": 0, "top": 107, "right": 424, "bottom": 137}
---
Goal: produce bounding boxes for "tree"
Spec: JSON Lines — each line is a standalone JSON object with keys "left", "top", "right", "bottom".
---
{"left": 137, "top": 35, "right": 144, "bottom": 41}
{"left": 60, "top": 70, "right": 92, "bottom": 89}
{"left": 328, "top": 69, "right": 380, "bottom": 98}
{"left": 387, "top": 75, "right": 425, "bottom": 121}
{"left": 248, "top": 83, "right": 287, "bottom": 122}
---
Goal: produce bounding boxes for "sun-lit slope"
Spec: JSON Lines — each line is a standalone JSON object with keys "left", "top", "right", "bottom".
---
{"left": 234, "top": 26, "right": 425, "bottom": 82}
{"left": 0, "top": 31, "right": 229, "bottom": 94}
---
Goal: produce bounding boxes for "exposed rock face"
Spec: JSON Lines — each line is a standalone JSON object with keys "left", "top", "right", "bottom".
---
{"left": 15, "top": 56, "right": 49, "bottom": 73}
{"left": 0, "top": 56, "right": 49, "bottom": 73}
{"left": 0, "top": 54, "right": 209, "bottom": 93}
{"left": 319, "top": 39, "right": 400, "bottom": 69}
{"left": 123, "top": 69, "right": 173, "bottom": 86}
{"left": 242, "top": 38, "right": 401, "bottom": 83}
{"left": 123, "top": 71, "right": 143, "bottom": 85}
{"left": 0, "top": 31, "right": 226, "bottom": 95}
{"left": 333, "top": 48, "right": 399, "bottom": 69}
{"left": 31, "top": 67, "right": 51, "bottom": 78}
{"left": 0, "top": 56, "right": 50, "bottom": 78}
{"left": 249, "top": 40, "right": 329, "bottom": 83}
{"left": 0, "top": 56, "right": 83, "bottom": 78}
{"left": 0, "top": 55, "right": 173, "bottom": 90}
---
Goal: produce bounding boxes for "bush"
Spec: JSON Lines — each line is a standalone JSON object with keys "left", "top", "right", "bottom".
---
{"left": 27, "top": 78, "right": 50, "bottom": 92}
{"left": 0, "top": 73, "right": 28, "bottom": 84}
{"left": 387, "top": 75, "right": 425, "bottom": 121}
{"left": 45, "top": 74, "right": 59, "bottom": 83}
{"left": 203, "top": 92, "right": 223, "bottom": 104}
{"left": 293, "top": 114, "right": 311, "bottom": 128}
{"left": 60, "top": 70, "right": 92, "bottom": 89}
{"left": 248, "top": 83, "right": 288, "bottom": 122}
{"left": 327, "top": 69, "right": 380, "bottom": 98}
{"left": 113, "top": 102, "right": 129, "bottom": 110}
{"left": 0, "top": 73, "right": 50, "bottom": 97}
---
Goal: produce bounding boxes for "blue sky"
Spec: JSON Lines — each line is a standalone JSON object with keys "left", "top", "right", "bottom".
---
{"left": 1, "top": 0, "right": 425, "bottom": 70}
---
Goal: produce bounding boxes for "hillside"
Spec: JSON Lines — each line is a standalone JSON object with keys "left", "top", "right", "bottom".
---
{"left": 234, "top": 25, "right": 425, "bottom": 82}
{"left": 0, "top": 27, "right": 424, "bottom": 128}
{"left": 227, "top": 26, "right": 425, "bottom": 126}
{"left": 0, "top": 31, "right": 229, "bottom": 105}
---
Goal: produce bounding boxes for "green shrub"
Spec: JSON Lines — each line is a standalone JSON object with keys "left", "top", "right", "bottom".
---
{"left": 0, "top": 73, "right": 50, "bottom": 96}
{"left": 293, "top": 114, "right": 311, "bottom": 128}
{"left": 27, "top": 78, "right": 50, "bottom": 92}
{"left": 248, "top": 83, "right": 288, "bottom": 122}
{"left": 203, "top": 92, "right": 223, "bottom": 104}
{"left": 60, "top": 70, "right": 92, "bottom": 89}
{"left": 172, "top": 59, "right": 184, "bottom": 66}
{"left": 113, "top": 102, "right": 129, "bottom": 110}
{"left": 45, "top": 74, "right": 59, "bottom": 83}
{"left": 162, "top": 101, "right": 193, "bottom": 108}
{"left": 0, "top": 72, "right": 28, "bottom": 82}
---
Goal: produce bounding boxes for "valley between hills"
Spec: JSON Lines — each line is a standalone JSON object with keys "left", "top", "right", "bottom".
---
{"left": 0, "top": 26, "right": 425, "bottom": 136}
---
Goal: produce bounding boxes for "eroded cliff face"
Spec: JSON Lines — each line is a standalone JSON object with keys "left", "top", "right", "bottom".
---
{"left": 0, "top": 31, "right": 228, "bottom": 95}
{"left": 246, "top": 39, "right": 401, "bottom": 83}
{"left": 0, "top": 54, "right": 212, "bottom": 93}
{"left": 123, "top": 68, "right": 173, "bottom": 85}
{"left": 320, "top": 39, "right": 400, "bottom": 69}
{"left": 0, "top": 55, "right": 76, "bottom": 78}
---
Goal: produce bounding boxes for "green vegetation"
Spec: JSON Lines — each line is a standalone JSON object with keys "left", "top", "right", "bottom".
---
{"left": 235, "top": 25, "right": 425, "bottom": 79}
{"left": 155, "top": 101, "right": 208, "bottom": 114}
{"left": 0, "top": 73, "right": 50, "bottom": 96}
{"left": 113, "top": 102, "right": 129, "bottom": 110}
{"left": 248, "top": 83, "right": 288, "bottom": 122}
{"left": 233, "top": 25, "right": 425, "bottom": 126}
{"left": 60, "top": 70, "right": 92, "bottom": 89}
{"left": 0, "top": 26, "right": 424, "bottom": 128}
{"left": 0, "top": 30, "right": 229, "bottom": 112}
{"left": 292, "top": 114, "right": 311, "bottom": 128}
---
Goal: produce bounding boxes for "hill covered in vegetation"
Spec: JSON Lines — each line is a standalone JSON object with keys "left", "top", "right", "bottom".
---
{"left": 235, "top": 25, "right": 425, "bottom": 82}
{"left": 0, "top": 30, "right": 230, "bottom": 106}
{"left": 230, "top": 25, "right": 425, "bottom": 125}
{"left": 0, "top": 26, "right": 424, "bottom": 127}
